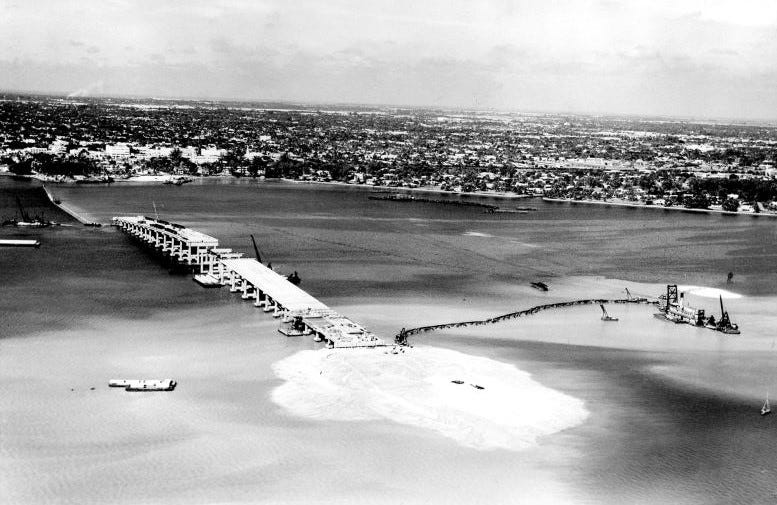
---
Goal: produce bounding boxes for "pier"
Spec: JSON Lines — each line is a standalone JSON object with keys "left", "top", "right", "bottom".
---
{"left": 112, "top": 215, "right": 385, "bottom": 348}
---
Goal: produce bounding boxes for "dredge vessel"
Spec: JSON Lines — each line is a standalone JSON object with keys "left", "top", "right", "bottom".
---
{"left": 654, "top": 284, "right": 740, "bottom": 334}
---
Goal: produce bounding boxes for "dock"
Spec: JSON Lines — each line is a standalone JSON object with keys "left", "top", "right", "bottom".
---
{"left": 112, "top": 215, "right": 385, "bottom": 348}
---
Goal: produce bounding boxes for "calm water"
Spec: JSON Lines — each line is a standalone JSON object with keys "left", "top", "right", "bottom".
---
{"left": 3, "top": 176, "right": 777, "bottom": 504}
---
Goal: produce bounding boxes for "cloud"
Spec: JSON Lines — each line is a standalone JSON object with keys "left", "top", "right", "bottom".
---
{"left": 0, "top": 0, "right": 776, "bottom": 119}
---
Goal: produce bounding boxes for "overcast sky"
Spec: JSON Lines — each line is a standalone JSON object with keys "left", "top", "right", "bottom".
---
{"left": 1, "top": 0, "right": 776, "bottom": 119}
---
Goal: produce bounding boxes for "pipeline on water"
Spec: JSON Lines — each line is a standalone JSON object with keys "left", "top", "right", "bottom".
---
{"left": 395, "top": 297, "right": 656, "bottom": 344}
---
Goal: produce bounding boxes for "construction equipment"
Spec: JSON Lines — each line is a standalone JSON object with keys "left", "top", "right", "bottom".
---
{"left": 600, "top": 304, "right": 619, "bottom": 321}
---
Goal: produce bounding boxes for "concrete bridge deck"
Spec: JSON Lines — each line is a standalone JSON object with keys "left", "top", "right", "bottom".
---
{"left": 221, "top": 258, "right": 329, "bottom": 312}
{"left": 112, "top": 215, "right": 385, "bottom": 348}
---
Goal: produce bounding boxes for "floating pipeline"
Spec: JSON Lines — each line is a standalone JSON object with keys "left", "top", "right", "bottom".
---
{"left": 395, "top": 297, "right": 655, "bottom": 343}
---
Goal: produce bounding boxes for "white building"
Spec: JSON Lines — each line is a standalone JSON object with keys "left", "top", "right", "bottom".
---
{"left": 48, "top": 139, "right": 69, "bottom": 155}
{"left": 105, "top": 143, "right": 131, "bottom": 158}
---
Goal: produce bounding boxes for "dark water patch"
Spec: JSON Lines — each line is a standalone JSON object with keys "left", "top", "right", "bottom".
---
{"left": 434, "top": 335, "right": 777, "bottom": 505}
{"left": 0, "top": 177, "right": 77, "bottom": 225}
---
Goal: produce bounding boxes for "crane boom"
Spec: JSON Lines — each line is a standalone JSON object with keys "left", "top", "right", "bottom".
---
{"left": 250, "top": 234, "right": 262, "bottom": 263}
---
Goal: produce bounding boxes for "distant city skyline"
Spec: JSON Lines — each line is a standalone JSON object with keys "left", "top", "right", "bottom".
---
{"left": 2, "top": 0, "right": 776, "bottom": 120}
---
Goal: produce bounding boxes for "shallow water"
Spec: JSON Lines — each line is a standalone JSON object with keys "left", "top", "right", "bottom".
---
{"left": 3, "top": 177, "right": 777, "bottom": 504}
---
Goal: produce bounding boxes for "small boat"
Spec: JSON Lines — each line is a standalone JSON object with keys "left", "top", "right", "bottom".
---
{"left": 600, "top": 304, "right": 619, "bottom": 322}
{"left": 530, "top": 281, "right": 549, "bottom": 291}
{"left": 278, "top": 316, "right": 311, "bottom": 337}
{"left": 193, "top": 274, "right": 221, "bottom": 287}
{"left": 451, "top": 380, "right": 464, "bottom": 384}
{"left": 762, "top": 393, "right": 771, "bottom": 416}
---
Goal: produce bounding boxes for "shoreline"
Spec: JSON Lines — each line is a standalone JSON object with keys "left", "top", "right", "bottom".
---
{"left": 279, "top": 177, "right": 535, "bottom": 200}
{"left": 543, "top": 196, "right": 777, "bottom": 218}
{"left": 24, "top": 173, "right": 776, "bottom": 218}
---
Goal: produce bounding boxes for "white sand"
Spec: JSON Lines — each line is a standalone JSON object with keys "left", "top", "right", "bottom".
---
{"left": 272, "top": 345, "right": 588, "bottom": 451}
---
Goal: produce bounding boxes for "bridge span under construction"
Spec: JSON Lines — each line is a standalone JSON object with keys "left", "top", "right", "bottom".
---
{"left": 112, "top": 215, "right": 385, "bottom": 349}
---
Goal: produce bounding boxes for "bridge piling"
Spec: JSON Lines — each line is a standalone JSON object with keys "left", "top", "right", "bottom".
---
{"left": 113, "top": 216, "right": 386, "bottom": 348}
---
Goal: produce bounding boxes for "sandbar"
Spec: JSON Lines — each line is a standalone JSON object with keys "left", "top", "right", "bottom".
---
{"left": 272, "top": 345, "right": 588, "bottom": 451}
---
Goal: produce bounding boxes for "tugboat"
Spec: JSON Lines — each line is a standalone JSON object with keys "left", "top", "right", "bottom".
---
{"left": 278, "top": 315, "right": 311, "bottom": 337}
{"left": 250, "top": 234, "right": 302, "bottom": 285}
{"left": 286, "top": 271, "right": 301, "bottom": 285}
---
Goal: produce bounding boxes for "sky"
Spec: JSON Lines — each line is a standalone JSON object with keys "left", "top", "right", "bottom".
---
{"left": 1, "top": 0, "right": 776, "bottom": 120}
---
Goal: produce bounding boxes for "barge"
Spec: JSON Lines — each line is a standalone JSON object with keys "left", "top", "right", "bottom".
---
{"left": 109, "top": 379, "right": 177, "bottom": 391}
{"left": 0, "top": 239, "right": 40, "bottom": 247}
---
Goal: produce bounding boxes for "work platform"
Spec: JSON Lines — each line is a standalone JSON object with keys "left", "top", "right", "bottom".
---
{"left": 112, "top": 216, "right": 385, "bottom": 348}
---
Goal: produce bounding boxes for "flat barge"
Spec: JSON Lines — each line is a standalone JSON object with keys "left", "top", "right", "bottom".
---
{"left": 109, "top": 379, "right": 177, "bottom": 391}
{"left": 0, "top": 239, "right": 40, "bottom": 247}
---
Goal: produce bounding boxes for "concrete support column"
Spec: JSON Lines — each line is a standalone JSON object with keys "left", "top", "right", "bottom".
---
{"left": 240, "top": 280, "right": 249, "bottom": 299}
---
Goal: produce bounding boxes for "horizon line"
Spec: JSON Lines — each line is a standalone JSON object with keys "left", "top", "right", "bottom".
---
{"left": 3, "top": 88, "right": 777, "bottom": 127}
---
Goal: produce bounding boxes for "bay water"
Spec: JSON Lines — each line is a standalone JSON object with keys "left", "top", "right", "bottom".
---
{"left": 2, "top": 177, "right": 777, "bottom": 504}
